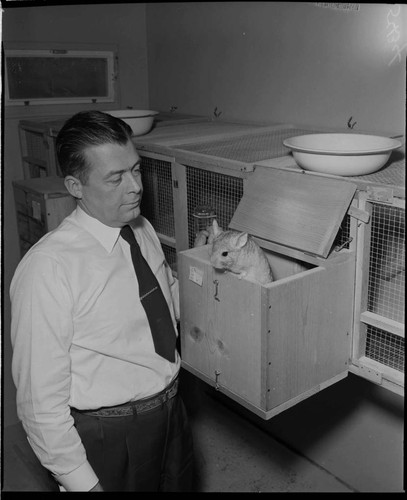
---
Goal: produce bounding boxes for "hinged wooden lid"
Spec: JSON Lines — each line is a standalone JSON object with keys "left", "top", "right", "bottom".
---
{"left": 229, "top": 168, "right": 357, "bottom": 258}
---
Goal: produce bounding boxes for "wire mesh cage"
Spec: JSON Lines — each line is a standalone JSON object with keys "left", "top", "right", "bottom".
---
{"left": 24, "top": 129, "right": 48, "bottom": 161}
{"left": 140, "top": 156, "right": 175, "bottom": 238}
{"left": 185, "top": 165, "right": 352, "bottom": 252}
{"left": 365, "top": 325, "right": 404, "bottom": 372}
{"left": 186, "top": 166, "right": 244, "bottom": 248}
{"left": 178, "top": 128, "right": 322, "bottom": 163}
{"left": 333, "top": 214, "right": 351, "bottom": 251}
{"left": 162, "top": 244, "right": 177, "bottom": 273}
{"left": 367, "top": 203, "right": 405, "bottom": 324}
{"left": 365, "top": 202, "right": 405, "bottom": 373}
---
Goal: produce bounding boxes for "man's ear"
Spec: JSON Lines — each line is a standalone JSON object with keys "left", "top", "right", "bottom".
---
{"left": 64, "top": 176, "right": 83, "bottom": 199}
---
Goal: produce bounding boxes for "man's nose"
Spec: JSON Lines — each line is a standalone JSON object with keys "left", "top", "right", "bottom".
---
{"left": 126, "top": 172, "right": 142, "bottom": 193}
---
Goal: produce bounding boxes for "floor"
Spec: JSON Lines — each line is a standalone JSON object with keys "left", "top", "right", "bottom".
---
{"left": 180, "top": 372, "right": 403, "bottom": 493}
{"left": 2, "top": 369, "right": 404, "bottom": 493}
{"left": 183, "top": 379, "right": 353, "bottom": 492}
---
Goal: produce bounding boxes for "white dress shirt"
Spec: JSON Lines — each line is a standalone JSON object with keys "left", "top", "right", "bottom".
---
{"left": 10, "top": 206, "right": 180, "bottom": 491}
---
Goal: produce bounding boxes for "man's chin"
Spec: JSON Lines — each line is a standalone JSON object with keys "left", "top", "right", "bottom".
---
{"left": 125, "top": 206, "right": 141, "bottom": 221}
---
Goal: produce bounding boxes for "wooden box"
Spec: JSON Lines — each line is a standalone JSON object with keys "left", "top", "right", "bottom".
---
{"left": 13, "top": 176, "right": 76, "bottom": 257}
{"left": 179, "top": 168, "right": 358, "bottom": 419}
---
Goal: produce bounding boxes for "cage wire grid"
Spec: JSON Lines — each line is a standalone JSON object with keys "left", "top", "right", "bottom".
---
{"left": 26, "top": 130, "right": 48, "bottom": 161}
{"left": 25, "top": 129, "right": 51, "bottom": 177}
{"left": 178, "top": 128, "right": 321, "bottom": 163}
{"left": 186, "top": 166, "right": 244, "bottom": 248}
{"left": 366, "top": 203, "right": 404, "bottom": 372}
{"left": 140, "top": 156, "right": 177, "bottom": 272}
{"left": 140, "top": 156, "right": 175, "bottom": 238}
{"left": 365, "top": 326, "right": 404, "bottom": 372}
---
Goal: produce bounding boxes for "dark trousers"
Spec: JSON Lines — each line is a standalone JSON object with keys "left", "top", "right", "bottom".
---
{"left": 71, "top": 394, "right": 194, "bottom": 491}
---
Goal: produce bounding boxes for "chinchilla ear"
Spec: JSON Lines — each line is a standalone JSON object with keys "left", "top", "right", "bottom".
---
{"left": 235, "top": 232, "right": 248, "bottom": 249}
{"left": 212, "top": 219, "right": 222, "bottom": 237}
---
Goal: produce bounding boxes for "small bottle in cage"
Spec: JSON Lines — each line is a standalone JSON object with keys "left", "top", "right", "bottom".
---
{"left": 192, "top": 205, "right": 217, "bottom": 247}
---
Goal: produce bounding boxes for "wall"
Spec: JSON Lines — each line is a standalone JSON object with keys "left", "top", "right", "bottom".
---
{"left": 1, "top": 2, "right": 149, "bottom": 426}
{"left": 3, "top": 3, "right": 149, "bottom": 117}
{"left": 146, "top": 2, "right": 406, "bottom": 136}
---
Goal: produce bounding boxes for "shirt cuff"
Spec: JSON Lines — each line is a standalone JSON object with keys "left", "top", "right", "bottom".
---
{"left": 54, "top": 461, "right": 99, "bottom": 492}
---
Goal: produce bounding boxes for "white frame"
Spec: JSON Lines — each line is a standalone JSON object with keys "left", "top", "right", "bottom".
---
{"left": 4, "top": 49, "right": 117, "bottom": 106}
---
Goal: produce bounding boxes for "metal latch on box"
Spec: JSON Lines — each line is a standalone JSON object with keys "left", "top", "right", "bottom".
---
{"left": 366, "top": 186, "right": 394, "bottom": 204}
{"left": 334, "top": 204, "right": 370, "bottom": 251}
{"left": 214, "top": 370, "right": 221, "bottom": 390}
{"left": 358, "top": 364, "right": 383, "bottom": 384}
{"left": 347, "top": 205, "right": 370, "bottom": 224}
{"left": 334, "top": 237, "right": 353, "bottom": 252}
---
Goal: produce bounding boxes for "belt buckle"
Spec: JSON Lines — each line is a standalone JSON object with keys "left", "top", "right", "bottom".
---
{"left": 162, "top": 379, "right": 175, "bottom": 405}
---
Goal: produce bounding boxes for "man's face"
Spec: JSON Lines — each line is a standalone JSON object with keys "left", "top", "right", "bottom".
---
{"left": 77, "top": 140, "right": 143, "bottom": 227}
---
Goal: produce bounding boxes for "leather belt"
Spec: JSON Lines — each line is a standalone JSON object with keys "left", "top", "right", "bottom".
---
{"left": 72, "top": 377, "right": 178, "bottom": 418}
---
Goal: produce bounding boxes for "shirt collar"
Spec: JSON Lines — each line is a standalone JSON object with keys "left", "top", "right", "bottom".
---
{"left": 74, "top": 206, "right": 122, "bottom": 253}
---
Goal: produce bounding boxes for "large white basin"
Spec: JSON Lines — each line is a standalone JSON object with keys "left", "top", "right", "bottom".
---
{"left": 283, "top": 133, "right": 402, "bottom": 176}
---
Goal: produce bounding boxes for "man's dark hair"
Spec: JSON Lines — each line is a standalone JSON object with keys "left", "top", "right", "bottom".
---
{"left": 56, "top": 110, "right": 133, "bottom": 183}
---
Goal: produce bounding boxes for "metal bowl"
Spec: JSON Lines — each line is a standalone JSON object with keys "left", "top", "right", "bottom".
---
{"left": 283, "top": 133, "right": 402, "bottom": 176}
{"left": 106, "top": 109, "right": 159, "bottom": 136}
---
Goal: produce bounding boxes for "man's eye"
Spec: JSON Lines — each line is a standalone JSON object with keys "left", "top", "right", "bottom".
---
{"left": 132, "top": 168, "right": 141, "bottom": 177}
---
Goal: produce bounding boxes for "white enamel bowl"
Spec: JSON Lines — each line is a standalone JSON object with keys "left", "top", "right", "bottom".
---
{"left": 106, "top": 109, "right": 159, "bottom": 136}
{"left": 283, "top": 133, "right": 402, "bottom": 176}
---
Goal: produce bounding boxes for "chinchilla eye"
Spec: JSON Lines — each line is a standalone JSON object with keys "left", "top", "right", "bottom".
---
{"left": 222, "top": 251, "right": 228, "bottom": 257}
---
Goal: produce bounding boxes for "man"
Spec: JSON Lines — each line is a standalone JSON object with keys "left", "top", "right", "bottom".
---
{"left": 10, "top": 110, "right": 194, "bottom": 492}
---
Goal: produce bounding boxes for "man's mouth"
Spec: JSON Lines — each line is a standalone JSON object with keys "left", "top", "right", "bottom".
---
{"left": 126, "top": 200, "right": 140, "bottom": 207}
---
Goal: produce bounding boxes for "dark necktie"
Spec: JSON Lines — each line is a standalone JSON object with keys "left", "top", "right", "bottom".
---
{"left": 120, "top": 224, "right": 176, "bottom": 362}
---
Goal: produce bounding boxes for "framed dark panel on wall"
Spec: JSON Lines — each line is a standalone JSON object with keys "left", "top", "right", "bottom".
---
{"left": 4, "top": 49, "right": 117, "bottom": 106}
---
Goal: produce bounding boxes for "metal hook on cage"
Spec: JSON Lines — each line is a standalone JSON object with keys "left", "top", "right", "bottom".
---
{"left": 215, "top": 370, "right": 221, "bottom": 390}
{"left": 213, "top": 279, "right": 220, "bottom": 301}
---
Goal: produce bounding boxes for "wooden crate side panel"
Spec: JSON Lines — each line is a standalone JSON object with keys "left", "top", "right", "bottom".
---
{"left": 179, "top": 250, "right": 217, "bottom": 378}
{"left": 266, "top": 258, "right": 355, "bottom": 410}
{"left": 44, "top": 196, "right": 76, "bottom": 231}
{"left": 211, "top": 270, "right": 265, "bottom": 407}
{"left": 180, "top": 361, "right": 272, "bottom": 420}
{"left": 179, "top": 248, "right": 265, "bottom": 408}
